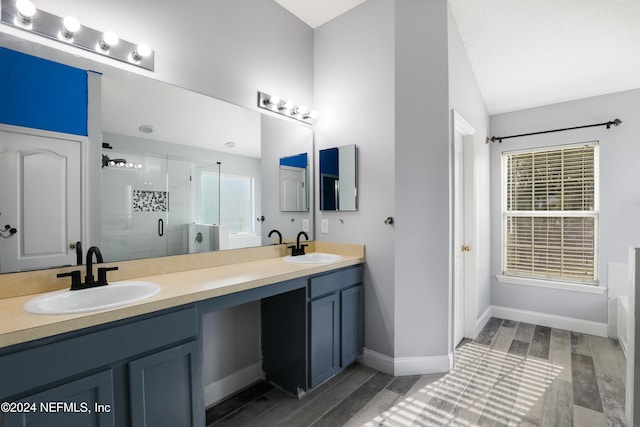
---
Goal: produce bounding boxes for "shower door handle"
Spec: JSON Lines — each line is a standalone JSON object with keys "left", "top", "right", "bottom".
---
{"left": 158, "top": 219, "right": 164, "bottom": 237}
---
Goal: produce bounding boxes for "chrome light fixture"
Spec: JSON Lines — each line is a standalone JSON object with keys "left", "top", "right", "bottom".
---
{"left": 1, "top": 0, "right": 155, "bottom": 71}
{"left": 258, "top": 91, "right": 318, "bottom": 124}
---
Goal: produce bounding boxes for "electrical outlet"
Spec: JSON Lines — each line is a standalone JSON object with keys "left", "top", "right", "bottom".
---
{"left": 302, "top": 219, "right": 309, "bottom": 232}
{"left": 321, "top": 219, "right": 329, "bottom": 234}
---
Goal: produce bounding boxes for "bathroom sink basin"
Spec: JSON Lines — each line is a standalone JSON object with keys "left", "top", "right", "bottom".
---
{"left": 24, "top": 281, "right": 161, "bottom": 315}
{"left": 283, "top": 253, "right": 343, "bottom": 264}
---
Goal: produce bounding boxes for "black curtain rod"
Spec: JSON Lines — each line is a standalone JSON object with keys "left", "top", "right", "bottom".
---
{"left": 486, "top": 118, "right": 622, "bottom": 144}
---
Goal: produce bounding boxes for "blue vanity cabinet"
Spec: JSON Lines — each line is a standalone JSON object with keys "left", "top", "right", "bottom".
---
{"left": 308, "top": 265, "right": 364, "bottom": 389}
{"left": 309, "top": 292, "right": 341, "bottom": 388}
{"left": 0, "top": 306, "right": 203, "bottom": 427}
{"left": 1, "top": 370, "right": 116, "bottom": 427}
{"left": 262, "top": 265, "right": 364, "bottom": 394}
{"left": 129, "top": 340, "right": 202, "bottom": 427}
{"left": 340, "top": 284, "right": 365, "bottom": 367}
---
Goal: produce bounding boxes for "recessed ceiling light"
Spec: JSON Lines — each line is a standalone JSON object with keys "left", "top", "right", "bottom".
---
{"left": 139, "top": 125, "right": 154, "bottom": 134}
{"left": 224, "top": 141, "right": 236, "bottom": 148}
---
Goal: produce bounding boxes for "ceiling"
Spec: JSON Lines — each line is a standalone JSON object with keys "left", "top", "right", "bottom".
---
{"left": 277, "top": 0, "right": 640, "bottom": 115}
{"left": 274, "top": 0, "right": 367, "bottom": 28}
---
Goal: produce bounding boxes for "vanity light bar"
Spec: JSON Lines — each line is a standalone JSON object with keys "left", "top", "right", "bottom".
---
{"left": 258, "top": 91, "right": 318, "bottom": 124}
{"left": 1, "top": 0, "right": 154, "bottom": 71}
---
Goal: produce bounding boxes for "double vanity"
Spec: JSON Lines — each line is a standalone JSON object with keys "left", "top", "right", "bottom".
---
{"left": 0, "top": 242, "right": 365, "bottom": 427}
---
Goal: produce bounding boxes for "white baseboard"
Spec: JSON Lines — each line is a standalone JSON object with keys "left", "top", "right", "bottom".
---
{"left": 359, "top": 348, "right": 452, "bottom": 376}
{"left": 204, "top": 363, "right": 264, "bottom": 408}
{"left": 491, "top": 305, "right": 608, "bottom": 337}
{"left": 359, "top": 348, "right": 394, "bottom": 375}
{"left": 475, "top": 306, "right": 493, "bottom": 338}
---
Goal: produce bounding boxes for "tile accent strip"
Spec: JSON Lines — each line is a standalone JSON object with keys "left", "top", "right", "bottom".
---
{"left": 133, "top": 190, "right": 169, "bottom": 212}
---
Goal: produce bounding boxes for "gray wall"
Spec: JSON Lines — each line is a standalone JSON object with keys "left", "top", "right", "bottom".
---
{"left": 19, "top": 0, "right": 314, "bottom": 110}
{"left": 314, "top": 0, "right": 490, "bottom": 366}
{"left": 314, "top": 0, "right": 396, "bottom": 358}
{"left": 394, "top": 0, "right": 451, "bottom": 359}
{"left": 490, "top": 89, "right": 640, "bottom": 323}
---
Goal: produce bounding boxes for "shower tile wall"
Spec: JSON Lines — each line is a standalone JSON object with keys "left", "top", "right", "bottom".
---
{"left": 132, "top": 190, "right": 169, "bottom": 212}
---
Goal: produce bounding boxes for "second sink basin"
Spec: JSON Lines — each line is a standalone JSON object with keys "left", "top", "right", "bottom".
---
{"left": 283, "top": 253, "right": 343, "bottom": 264}
{"left": 24, "top": 281, "right": 161, "bottom": 315}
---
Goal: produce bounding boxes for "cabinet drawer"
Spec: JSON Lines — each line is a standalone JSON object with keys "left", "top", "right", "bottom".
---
{"left": 308, "top": 265, "right": 363, "bottom": 299}
{"left": 0, "top": 306, "right": 198, "bottom": 399}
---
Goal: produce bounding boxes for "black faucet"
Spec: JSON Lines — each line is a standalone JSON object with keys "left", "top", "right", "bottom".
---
{"left": 268, "top": 229, "right": 282, "bottom": 245}
{"left": 75, "top": 241, "right": 83, "bottom": 266}
{"left": 288, "top": 231, "right": 309, "bottom": 256}
{"left": 57, "top": 246, "right": 118, "bottom": 290}
{"left": 85, "top": 246, "right": 103, "bottom": 285}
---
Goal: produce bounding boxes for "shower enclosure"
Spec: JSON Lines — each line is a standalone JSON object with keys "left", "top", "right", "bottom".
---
{"left": 101, "top": 147, "right": 258, "bottom": 263}
{"left": 101, "top": 150, "right": 192, "bottom": 261}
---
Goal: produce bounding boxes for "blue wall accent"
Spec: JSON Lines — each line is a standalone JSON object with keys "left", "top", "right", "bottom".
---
{"left": 319, "top": 147, "right": 339, "bottom": 176}
{"left": 0, "top": 47, "right": 88, "bottom": 136}
{"left": 280, "top": 152, "right": 307, "bottom": 168}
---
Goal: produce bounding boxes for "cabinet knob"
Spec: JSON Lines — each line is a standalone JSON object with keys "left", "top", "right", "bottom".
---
{"left": 461, "top": 245, "right": 471, "bottom": 252}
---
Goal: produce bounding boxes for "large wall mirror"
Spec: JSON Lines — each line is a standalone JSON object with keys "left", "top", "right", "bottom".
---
{"left": 0, "top": 32, "right": 313, "bottom": 273}
{"left": 319, "top": 144, "right": 357, "bottom": 211}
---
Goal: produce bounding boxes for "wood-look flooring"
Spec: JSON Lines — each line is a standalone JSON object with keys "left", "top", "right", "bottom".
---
{"left": 206, "top": 318, "right": 626, "bottom": 426}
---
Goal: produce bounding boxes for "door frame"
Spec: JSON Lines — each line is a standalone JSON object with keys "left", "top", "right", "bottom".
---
{"left": 0, "top": 123, "right": 89, "bottom": 262}
{"left": 451, "top": 111, "right": 478, "bottom": 348}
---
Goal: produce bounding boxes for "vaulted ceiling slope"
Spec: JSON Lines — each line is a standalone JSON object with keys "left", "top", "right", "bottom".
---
{"left": 276, "top": 0, "right": 640, "bottom": 115}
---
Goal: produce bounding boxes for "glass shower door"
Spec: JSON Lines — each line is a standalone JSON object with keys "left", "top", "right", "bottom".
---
{"left": 101, "top": 150, "right": 169, "bottom": 262}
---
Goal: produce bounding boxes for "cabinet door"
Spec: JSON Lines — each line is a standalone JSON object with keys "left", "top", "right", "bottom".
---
{"left": 1, "top": 370, "right": 115, "bottom": 427}
{"left": 129, "top": 341, "right": 203, "bottom": 427}
{"left": 341, "top": 285, "right": 364, "bottom": 367}
{"left": 309, "top": 293, "right": 340, "bottom": 388}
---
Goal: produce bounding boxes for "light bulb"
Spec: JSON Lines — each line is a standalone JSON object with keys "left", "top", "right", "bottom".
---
{"left": 16, "top": 0, "right": 36, "bottom": 23}
{"left": 62, "top": 16, "right": 80, "bottom": 38}
{"left": 100, "top": 31, "right": 119, "bottom": 50}
{"left": 294, "top": 105, "right": 307, "bottom": 115}
{"left": 266, "top": 94, "right": 280, "bottom": 106}
{"left": 132, "top": 43, "right": 151, "bottom": 61}
{"left": 303, "top": 110, "right": 319, "bottom": 120}
{"left": 282, "top": 100, "right": 294, "bottom": 111}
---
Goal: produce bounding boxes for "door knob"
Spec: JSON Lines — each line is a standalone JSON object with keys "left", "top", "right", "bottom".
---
{"left": 461, "top": 245, "right": 471, "bottom": 252}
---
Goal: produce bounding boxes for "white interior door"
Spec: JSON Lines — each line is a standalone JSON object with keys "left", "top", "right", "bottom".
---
{"left": 280, "top": 166, "right": 307, "bottom": 211}
{"left": 0, "top": 130, "right": 81, "bottom": 273}
{"left": 453, "top": 129, "right": 466, "bottom": 346}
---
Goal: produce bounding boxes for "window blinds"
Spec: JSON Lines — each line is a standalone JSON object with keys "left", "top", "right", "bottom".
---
{"left": 503, "top": 143, "right": 598, "bottom": 283}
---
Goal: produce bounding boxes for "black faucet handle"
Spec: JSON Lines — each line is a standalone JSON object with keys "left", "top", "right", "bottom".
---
{"left": 300, "top": 244, "right": 309, "bottom": 255}
{"left": 57, "top": 270, "right": 82, "bottom": 290}
{"left": 97, "top": 266, "right": 119, "bottom": 285}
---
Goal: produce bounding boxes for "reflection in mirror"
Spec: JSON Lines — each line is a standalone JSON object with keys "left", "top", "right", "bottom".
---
{"left": 319, "top": 144, "right": 357, "bottom": 211}
{"left": 280, "top": 153, "right": 308, "bottom": 212}
{"left": 261, "top": 115, "right": 314, "bottom": 243}
{"left": 101, "top": 133, "right": 262, "bottom": 263}
{"left": 0, "top": 32, "right": 313, "bottom": 273}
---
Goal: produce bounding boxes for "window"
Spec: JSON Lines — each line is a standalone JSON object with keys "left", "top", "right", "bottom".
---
{"left": 200, "top": 173, "right": 255, "bottom": 234}
{"left": 502, "top": 142, "right": 599, "bottom": 284}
